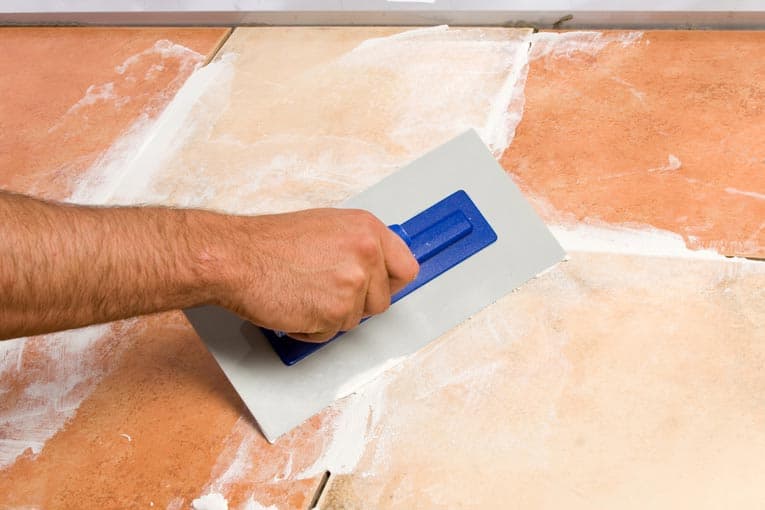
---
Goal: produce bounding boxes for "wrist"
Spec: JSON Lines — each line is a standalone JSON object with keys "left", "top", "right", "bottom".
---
{"left": 179, "top": 208, "right": 237, "bottom": 308}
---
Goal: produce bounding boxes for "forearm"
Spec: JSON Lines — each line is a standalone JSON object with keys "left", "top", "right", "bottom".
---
{"left": 0, "top": 191, "right": 227, "bottom": 339}
{"left": 0, "top": 189, "right": 419, "bottom": 342}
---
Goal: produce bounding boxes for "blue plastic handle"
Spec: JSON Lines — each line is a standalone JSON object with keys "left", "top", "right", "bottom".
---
{"left": 263, "top": 189, "right": 497, "bottom": 365}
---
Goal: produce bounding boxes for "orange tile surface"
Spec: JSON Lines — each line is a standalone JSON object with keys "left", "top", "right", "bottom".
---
{"left": 325, "top": 252, "right": 765, "bottom": 508}
{"left": 2, "top": 26, "right": 765, "bottom": 510}
{"left": 0, "top": 26, "right": 328, "bottom": 510}
{"left": 0, "top": 313, "right": 325, "bottom": 509}
{"left": 0, "top": 27, "right": 228, "bottom": 199}
{"left": 501, "top": 31, "right": 765, "bottom": 258}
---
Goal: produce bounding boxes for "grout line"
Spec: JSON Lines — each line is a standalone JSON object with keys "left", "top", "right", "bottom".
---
{"left": 308, "top": 470, "right": 332, "bottom": 509}
{"left": 204, "top": 26, "right": 234, "bottom": 66}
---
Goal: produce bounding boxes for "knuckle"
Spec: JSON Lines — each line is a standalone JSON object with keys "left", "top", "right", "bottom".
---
{"left": 354, "top": 235, "right": 379, "bottom": 261}
{"left": 342, "top": 266, "right": 368, "bottom": 290}
{"left": 324, "top": 306, "right": 345, "bottom": 325}
{"left": 354, "top": 209, "right": 379, "bottom": 227}
{"left": 354, "top": 211, "right": 383, "bottom": 235}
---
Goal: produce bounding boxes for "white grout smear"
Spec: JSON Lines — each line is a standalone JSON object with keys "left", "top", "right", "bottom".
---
{"left": 726, "top": 187, "right": 765, "bottom": 201}
{"left": 185, "top": 360, "right": 393, "bottom": 503}
{"left": 348, "top": 25, "right": 449, "bottom": 51}
{"left": 115, "top": 39, "right": 203, "bottom": 76}
{"left": 649, "top": 154, "right": 682, "bottom": 173}
{"left": 208, "top": 427, "right": 255, "bottom": 494}
{"left": 481, "top": 31, "right": 534, "bottom": 157}
{"left": 340, "top": 26, "right": 534, "bottom": 158}
{"left": 166, "top": 497, "right": 186, "bottom": 510}
{"left": 62, "top": 82, "right": 116, "bottom": 114}
{"left": 240, "top": 498, "right": 278, "bottom": 510}
{"left": 68, "top": 53, "right": 236, "bottom": 207}
{"left": 191, "top": 493, "right": 229, "bottom": 510}
{"left": 334, "top": 355, "right": 406, "bottom": 400}
{"left": 610, "top": 76, "right": 646, "bottom": 102}
{"left": 49, "top": 40, "right": 203, "bottom": 135}
{"left": 0, "top": 40, "right": 207, "bottom": 472}
{"left": 297, "top": 377, "right": 389, "bottom": 480}
{"left": 549, "top": 221, "right": 756, "bottom": 261}
{"left": 530, "top": 31, "right": 644, "bottom": 60}
{"left": 191, "top": 418, "right": 262, "bottom": 510}
{"left": 0, "top": 324, "right": 113, "bottom": 468}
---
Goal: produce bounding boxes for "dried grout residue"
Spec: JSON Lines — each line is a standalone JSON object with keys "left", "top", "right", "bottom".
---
{"left": 0, "top": 41, "right": 207, "bottom": 472}
{"left": 5, "top": 26, "right": 763, "bottom": 508}
{"left": 69, "top": 26, "right": 536, "bottom": 216}
{"left": 69, "top": 53, "right": 235, "bottom": 207}
{"left": 47, "top": 40, "right": 202, "bottom": 136}
{"left": 0, "top": 29, "right": 227, "bottom": 486}
{"left": 3, "top": 25, "right": 540, "bottom": 508}
{"left": 321, "top": 252, "right": 765, "bottom": 506}
{"left": 137, "top": 26, "right": 540, "bottom": 504}
{"left": 187, "top": 379, "right": 392, "bottom": 509}
{"left": 502, "top": 30, "right": 765, "bottom": 259}
{"left": 0, "top": 29, "right": 221, "bottom": 201}
{"left": 71, "top": 27, "right": 765, "bottom": 506}
{"left": 529, "top": 31, "right": 643, "bottom": 60}
{"left": 0, "top": 322, "right": 135, "bottom": 469}
{"left": 550, "top": 221, "right": 721, "bottom": 260}
{"left": 55, "top": 39, "right": 204, "bottom": 133}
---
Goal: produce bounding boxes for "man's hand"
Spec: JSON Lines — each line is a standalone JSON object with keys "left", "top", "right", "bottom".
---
{"left": 213, "top": 209, "right": 419, "bottom": 342}
{"left": 0, "top": 191, "right": 418, "bottom": 341}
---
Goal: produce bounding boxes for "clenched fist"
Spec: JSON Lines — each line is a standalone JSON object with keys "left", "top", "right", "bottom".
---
{"left": 213, "top": 208, "right": 419, "bottom": 342}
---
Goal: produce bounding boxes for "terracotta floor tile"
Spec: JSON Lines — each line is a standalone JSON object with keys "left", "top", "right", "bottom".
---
{"left": 0, "top": 26, "right": 241, "bottom": 509}
{"left": 0, "top": 27, "right": 229, "bottom": 199}
{"left": 96, "top": 26, "right": 534, "bottom": 212}
{"left": 2, "top": 26, "right": 764, "bottom": 509}
{"left": 327, "top": 253, "right": 765, "bottom": 508}
{"left": 501, "top": 31, "right": 765, "bottom": 258}
{"left": 0, "top": 26, "right": 535, "bottom": 508}
{"left": 0, "top": 313, "right": 325, "bottom": 509}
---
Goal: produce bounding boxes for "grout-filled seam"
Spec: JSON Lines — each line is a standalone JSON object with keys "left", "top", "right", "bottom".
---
{"left": 204, "top": 26, "right": 235, "bottom": 66}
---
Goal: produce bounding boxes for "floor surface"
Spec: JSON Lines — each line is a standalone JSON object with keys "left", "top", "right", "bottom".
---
{"left": 0, "top": 26, "right": 763, "bottom": 509}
